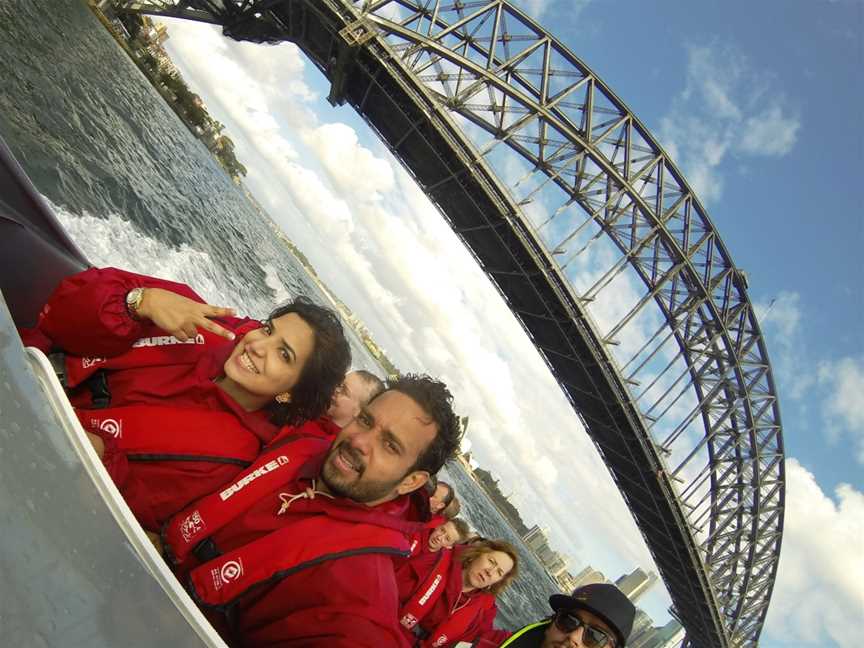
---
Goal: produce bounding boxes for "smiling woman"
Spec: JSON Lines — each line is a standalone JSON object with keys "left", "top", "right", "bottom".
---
{"left": 20, "top": 265, "right": 351, "bottom": 531}
{"left": 219, "top": 297, "right": 351, "bottom": 426}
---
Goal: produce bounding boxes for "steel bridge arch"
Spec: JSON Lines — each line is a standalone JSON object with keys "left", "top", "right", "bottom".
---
{"left": 113, "top": 2, "right": 786, "bottom": 646}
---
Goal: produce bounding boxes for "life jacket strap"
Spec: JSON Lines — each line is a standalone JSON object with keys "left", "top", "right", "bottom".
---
{"left": 189, "top": 514, "right": 408, "bottom": 608}
{"left": 399, "top": 549, "right": 452, "bottom": 631}
{"left": 87, "top": 370, "right": 111, "bottom": 409}
{"left": 164, "top": 437, "right": 328, "bottom": 564}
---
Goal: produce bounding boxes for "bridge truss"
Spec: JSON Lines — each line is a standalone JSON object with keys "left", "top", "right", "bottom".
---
{"left": 113, "top": 1, "right": 786, "bottom": 646}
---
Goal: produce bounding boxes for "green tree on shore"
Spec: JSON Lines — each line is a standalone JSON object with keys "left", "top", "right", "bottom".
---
{"left": 107, "top": 11, "right": 247, "bottom": 181}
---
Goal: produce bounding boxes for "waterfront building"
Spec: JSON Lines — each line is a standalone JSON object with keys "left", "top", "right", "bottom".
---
{"left": 655, "top": 619, "right": 684, "bottom": 648}
{"left": 556, "top": 569, "right": 578, "bottom": 593}
{"left": 571, "top": 565, "right": 606, "bottom": 588}
{"left": 523, "top": 524, "right": 549, "bottom": 552}
{"left": 615, "top": 567, "right": 659, "bottom": 603}
{"left": 627, "top": 610, "right": 655, "bottom": 647}
{"left": 629, "top": 627, "right": 658, "bottom": 648}
{"left": 628, "top": 616, "right": 684, "bottom": 648}
{"left": 544, "top": 551, "right": 568, "bottom": 579}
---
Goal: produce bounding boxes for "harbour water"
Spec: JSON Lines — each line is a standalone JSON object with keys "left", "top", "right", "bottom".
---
{"left": 0, "top": 0, "right": 558, "bottom": 630}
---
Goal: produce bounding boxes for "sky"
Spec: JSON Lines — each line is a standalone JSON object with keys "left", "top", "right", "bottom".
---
{"left": 157, "top": 2, "right": 863, "bottom": 646}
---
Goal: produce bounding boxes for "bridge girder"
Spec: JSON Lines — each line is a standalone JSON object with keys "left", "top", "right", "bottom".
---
{"left": 111, "top": 1, "right": 786, "bottom": 646}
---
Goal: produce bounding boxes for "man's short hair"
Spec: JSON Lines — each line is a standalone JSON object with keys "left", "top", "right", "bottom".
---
{"left": 437, "top": 481, "right": 455, "bottom": 507}
{"left": 352, "top": 369, "right": 385, "bottom": 403}
{"left": 377, "top": 373, "right": 462, "bottom": 476}
{"left": 442, "top": 495, "right": 461, "bottom": 519}
{"left": 449, "top": 518, "right": 471, "bottom": 543}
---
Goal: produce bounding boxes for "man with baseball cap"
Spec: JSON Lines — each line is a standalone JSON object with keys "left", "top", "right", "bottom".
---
{"left": 464, "top": 582, "right": 635, "bottom": 648}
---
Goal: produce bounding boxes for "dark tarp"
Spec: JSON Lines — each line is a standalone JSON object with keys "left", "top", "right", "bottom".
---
{"left": 0, "top": 134, "right": 89, "bottom": 328}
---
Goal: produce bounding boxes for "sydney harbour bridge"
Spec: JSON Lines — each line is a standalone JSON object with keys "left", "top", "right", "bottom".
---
{"left": 112, "top": 1, "right": 786, "bottom": 646}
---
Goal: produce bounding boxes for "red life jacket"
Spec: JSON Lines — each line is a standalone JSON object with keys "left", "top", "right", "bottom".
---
{"left": 164, "top": 438, "right": 419, "bottom": 612}
{"left": 408, "top": 527, "right": 433, "bottom": 558}
{"left": 189, "top": 513, "right": 410, "bottom": 608}
{"left": 427, "top": 515, "right": 446, "bottom": 529}
{"left": 77, "top": 404, "right": 266, "bottom": 530}
{"left": 77, "top": 405, "right": 260, "bottom": 465}
{"left": 165, "top": 436, "right": 331, "bottom": 563}
{"left": 266, "top": 416, "right": 341, "bottom": 447}
{"left": 62, "top": 320, "right": 260, "bottom": 390}
{"left": 399, "top": 549, "right": 495, "bottom": 648}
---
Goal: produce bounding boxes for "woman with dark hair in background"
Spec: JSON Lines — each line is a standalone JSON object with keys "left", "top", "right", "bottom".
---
{"left": 397, "top": 538, "right": 519, "bottom": 648}
{"left": 21, "top": 266, "right": 351, "bottom": 530}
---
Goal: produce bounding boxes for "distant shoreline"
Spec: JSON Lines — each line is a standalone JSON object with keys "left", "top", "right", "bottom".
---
{"left": 87, "top": 2, "right": 247, "bottom": 181}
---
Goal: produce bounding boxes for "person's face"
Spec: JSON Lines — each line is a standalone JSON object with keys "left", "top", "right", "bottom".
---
{"left": 221, "top": 314, "right": 315, "bottom": 409}
{"left": 463, "top": 550, "right": 514, "bottom": 591}
{"left": 429, "top": 483, "right": 450, "bottom": 514}
{"left": 320, "top": 390, "right": 436, "bottom": 506}
{"left": 428, "top": 521, "right": 460, "bottom": 552}
{"left": 541, "top": 609, "right": 617, "bottom": 648}
{"left": 327, "top": 371, "right": 367, "bottom": 426}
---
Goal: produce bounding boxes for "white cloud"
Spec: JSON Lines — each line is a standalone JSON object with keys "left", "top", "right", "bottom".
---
{"left": 739, "top": 105, "right": 801, "bottom": 157}
{"left": 160, "top": 19, "right": 316, "bottom": 183}
{"left": 658, "top": 43, "right": 801, "bottom": 204}
{"left": 763, "top": 459, "right": 864, "bottom": 648}
{"left": 818, "top": 356, "right": 864, "bottom": 463}
{"left": 756, "top": 291, "right": 863, "bottom": 470}
{"left": 301, "top": 123, "right": 395, "bottom": 199}
{"left": 684, "top": 45, "right": 744, "bottom": 121}
{"left": 278, "top": 162, "right": 356, "bottom": 240}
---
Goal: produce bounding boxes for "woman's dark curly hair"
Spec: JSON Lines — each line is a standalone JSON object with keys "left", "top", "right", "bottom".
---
{"left": 264, "top": 296, "right": 351, "bottom": 426}
{"left": 378, "top": 373, "right": 462, "bottom": 476}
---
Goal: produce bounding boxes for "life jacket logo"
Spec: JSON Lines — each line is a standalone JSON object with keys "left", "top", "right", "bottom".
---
{"left": 400, "top": 613, "right": 418, "bottom": 629}
{"left": 218, "top": 456, "right": 290, "bottom": 501}
{"left": 432, "top": 635, "right": 448, "bottom": 647}
{"left": 132, "top": 334, "right": 205, "bottom": 348}
{"left": 211, "top": 559, "right": 244, "bottom": 591}
{"left": 179, "top": 509, "right": 205, "bottom": 543}
{"left": 419, "top": 574, "right": 443, "bottom": 605}
{"left": 82, "top": 357, "right": 106, "bottom": 369}
{"left": 97, "top": 418, "right": 122, "bottom": 438}
{"left": 221, "top": 560, "right": 243, "bottom": 582}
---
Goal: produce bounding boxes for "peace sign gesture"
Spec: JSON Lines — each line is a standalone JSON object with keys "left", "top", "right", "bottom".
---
{"left": 135, "top": 287, "right": 236, "bottom": 341}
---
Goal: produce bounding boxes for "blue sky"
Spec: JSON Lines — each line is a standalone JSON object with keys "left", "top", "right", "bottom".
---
{"left": 158, "top": 2, "right": 862, "bottom": 646}
{"left": 554, "top": 0, "right": 863, "bottom": 491}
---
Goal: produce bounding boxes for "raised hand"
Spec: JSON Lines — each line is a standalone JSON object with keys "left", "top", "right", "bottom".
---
{"left": 136, "top": 287, "right": 236, "bottom": 341}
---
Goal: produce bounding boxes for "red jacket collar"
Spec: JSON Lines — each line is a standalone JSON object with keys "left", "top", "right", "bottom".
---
{"left": 310, "top": 487, "right": 431, "bottom": 537}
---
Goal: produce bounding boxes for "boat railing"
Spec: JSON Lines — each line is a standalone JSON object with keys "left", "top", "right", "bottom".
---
{"left": 0, "top": 290, "right": 227, "bottom": 648}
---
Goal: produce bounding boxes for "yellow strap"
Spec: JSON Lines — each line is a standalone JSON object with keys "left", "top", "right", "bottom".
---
{"left": 498, "top": 620, "right": 551, "bottom": 647}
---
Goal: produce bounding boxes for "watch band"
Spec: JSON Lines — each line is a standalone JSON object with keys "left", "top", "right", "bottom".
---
{"left": 126, "top": 287, "right": 145, "bottom": 320}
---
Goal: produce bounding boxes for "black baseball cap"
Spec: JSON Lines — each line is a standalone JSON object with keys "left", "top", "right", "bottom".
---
{"left": 549, "top": 583, "right": 636, "bottom": 647}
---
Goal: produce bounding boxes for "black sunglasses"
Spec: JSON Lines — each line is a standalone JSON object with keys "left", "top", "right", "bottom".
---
{"left": 554, "top": 610, "right": 613, "bottom": 648}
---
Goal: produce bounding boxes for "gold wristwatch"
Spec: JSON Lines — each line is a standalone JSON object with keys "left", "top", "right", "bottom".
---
{"left": 125, "top": 287, "right": 145, "bottom": 320}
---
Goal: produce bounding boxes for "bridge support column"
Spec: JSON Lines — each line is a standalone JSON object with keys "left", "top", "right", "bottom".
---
{"left": 327, "top": 17, "right": 375, "bottom": 106}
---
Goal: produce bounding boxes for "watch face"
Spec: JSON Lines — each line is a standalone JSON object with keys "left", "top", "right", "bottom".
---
{"left": 126, "top": 288, "right": 143, "bottom": 314}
